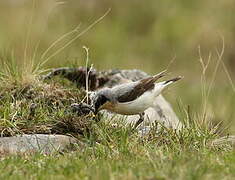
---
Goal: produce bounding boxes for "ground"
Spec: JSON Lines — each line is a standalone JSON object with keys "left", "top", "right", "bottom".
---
{"left": 0, "top": 76, "right": 234, "bottom": 179}
{"left": 0, "top": 146, "right": 234, "bottom": 179}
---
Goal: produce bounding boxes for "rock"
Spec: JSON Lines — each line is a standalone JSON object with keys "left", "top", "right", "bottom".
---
{"left": 0, "top": 134, "right": 80, "bottom": 155}
{"left": 101, "top": 69, "right": 183, "bottom": 130}
{"left": 44, "top": 67, "right": 183, "bottom": 130}
{"left": 211, "top": 135, "right": 235, "bottom": 147}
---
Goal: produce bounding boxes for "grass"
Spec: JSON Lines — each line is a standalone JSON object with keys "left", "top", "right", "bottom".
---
{"left": 0, "top": 67, "right": 234, "bottom": 179}
{"left": 0, "top": 1, "right": 235, "bottom": 179}
{"left": 0, "top": 115, "right": 234, "bottom": 179}
{"left": 0, "top": 146, "right": 234, "bottom": 179}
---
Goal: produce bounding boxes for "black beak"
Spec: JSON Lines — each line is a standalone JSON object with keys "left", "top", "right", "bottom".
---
{"left": 88, "top": 106, "right": 95, "bottom": 113}
{"left": 94, "top": 109, "right": 98, "bottom": 115}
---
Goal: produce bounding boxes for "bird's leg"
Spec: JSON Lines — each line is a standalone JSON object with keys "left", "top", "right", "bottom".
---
{"left": 134, "top": 112, "right": 145, "bottom": 129}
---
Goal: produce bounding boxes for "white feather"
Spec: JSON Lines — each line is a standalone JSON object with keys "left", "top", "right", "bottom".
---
{"left": 105, "top": 82, "right": 169, "bottom": 115}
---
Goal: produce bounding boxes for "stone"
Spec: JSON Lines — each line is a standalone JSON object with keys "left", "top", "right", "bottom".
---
{"left": 211, "top": 135, "right": 235, "bottom": 147}
{"left": 102, "top": 69, "right": 183, "bottom": 130}
{"left": 44, "top": 67, "right": 183, "bottom": 130}
{"left": 0, "top": 134, "right": 80, "bottom": 155}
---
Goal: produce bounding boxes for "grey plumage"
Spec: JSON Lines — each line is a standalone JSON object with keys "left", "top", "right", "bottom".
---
{"left": 91, "top": 70, "right": 167, "bottom": 104}
{"left": 89, "top": 70, "right": 182, "bottom": 128}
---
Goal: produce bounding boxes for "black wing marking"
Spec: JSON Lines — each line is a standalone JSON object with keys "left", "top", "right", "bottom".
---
{"left": 116, "top": 70, "right": 166, "bottom": 103}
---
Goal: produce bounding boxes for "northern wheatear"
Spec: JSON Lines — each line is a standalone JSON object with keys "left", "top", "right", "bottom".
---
{"left": 89, "top": 70, "right": 182, "bottom": 128}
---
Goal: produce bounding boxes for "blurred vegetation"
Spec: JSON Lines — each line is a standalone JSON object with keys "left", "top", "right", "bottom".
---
{"left": 0, "top": 0, "right": 235, "bottom": 132}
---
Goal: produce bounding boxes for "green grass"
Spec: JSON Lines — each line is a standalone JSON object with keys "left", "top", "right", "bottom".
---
{"left": 0, "top": 74, "right": 233, "bottom": 179}
{"left": 0, "top": 75, "right": 234, "bottom": 179}
{"left": 1, "top": 149, "right": 235, "bottom": 180}
{"left": 0, "top": 126, "right": 234, "bottom": 179}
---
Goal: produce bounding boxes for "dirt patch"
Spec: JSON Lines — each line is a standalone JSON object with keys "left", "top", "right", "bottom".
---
{"left": 0, "top": 81, "right": 95, "bottom": 137}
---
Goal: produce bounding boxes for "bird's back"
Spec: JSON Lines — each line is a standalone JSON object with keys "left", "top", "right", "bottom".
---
{"left": 110, "top": 71, "right": 165, "bottom": 103}
{"left": 110, "top": 81, "right": 139, "bottom": 102}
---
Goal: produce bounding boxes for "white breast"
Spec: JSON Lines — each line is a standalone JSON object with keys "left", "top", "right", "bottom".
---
{"left": 107, "top": 91, "right": 155, "bottom": 115}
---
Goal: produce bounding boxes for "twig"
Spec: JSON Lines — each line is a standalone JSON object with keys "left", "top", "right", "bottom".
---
{"left": 166, "top": 54, "right": 176, "bottom": 71}
{"left": 207, "top": 37, "right": 224, "bottom": 98}
{"left": 198, "top": 45, "right": 212, "bottom": 118}
{"left": 221, "top": 59, "right": 235, "bottom": 93}
{"left": 40, "top": 8, "right": 111, "bottom": 68}
{"left": 83, "top": 46, "right": 93, "bottom": 104}
{"left": 40, "top": 24, "right": 81, "bottom": 61}
{"left": 24, "top": 0, "right": 36, "bottom": 68}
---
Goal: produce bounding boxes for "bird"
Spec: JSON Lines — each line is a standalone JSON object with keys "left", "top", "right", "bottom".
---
{"left": 89, "top": 70, "right": 182, "bottom": 128}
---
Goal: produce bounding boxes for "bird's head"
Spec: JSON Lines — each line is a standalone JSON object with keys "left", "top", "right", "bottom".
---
{"left": 90, "top": 90, "right": 110, "bottom": 114}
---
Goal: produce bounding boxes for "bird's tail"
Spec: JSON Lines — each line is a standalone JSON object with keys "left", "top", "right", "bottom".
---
{"left": 152, "top": 70, "right": 167, "bottom": 81}
{"left": 163, "top": 76, "right": 183, "bottom": 86}
{"left": 153, "top": 76, "right": 183, "bottom": 96}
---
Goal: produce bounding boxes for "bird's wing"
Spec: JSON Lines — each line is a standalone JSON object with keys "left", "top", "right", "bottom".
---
{"left": 113, "top": 70, "right": 166, "bottom": 103}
